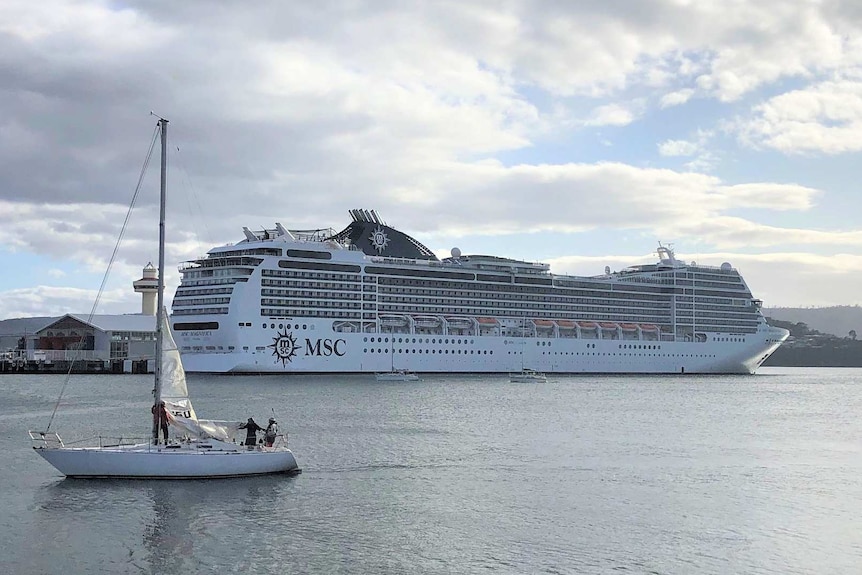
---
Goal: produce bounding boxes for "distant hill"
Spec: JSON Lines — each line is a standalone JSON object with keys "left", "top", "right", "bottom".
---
{"left": 762, "top": 317, "right": 862, "bottom": 367}
{"left": 764, "top": 305, "right": 862, "bottom": 338}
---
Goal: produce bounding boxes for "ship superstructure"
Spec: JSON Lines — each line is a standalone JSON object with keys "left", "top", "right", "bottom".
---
{"left": 171, "top": 209, "right": 788, "bottom": 374}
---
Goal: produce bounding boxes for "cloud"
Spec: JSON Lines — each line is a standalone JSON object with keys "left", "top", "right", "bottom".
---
{"left": 659, "top": 88, "right": 695, "bottom": 108}
{"left": 659, "top": 216, "right": 862, "bottom": 249}
{"left": 0, "top": 0, "right": 860, "bottom": 317}
{"left": 0, "top": 286, "right": 134, "bottom": 319}
{"left": 546, "top": 251, "right": 862, "bottom": 307}
{"left": 658, "top": 139, "right": 699, "bottom": 157}
{"left": 734, "top": 80, "right": 862, "bottom": 154}
{"left": 657, "top": 130, "right": 717, "bottom": 170}
{"left": 585, "top": 103, "right": 637, "bottom": 126}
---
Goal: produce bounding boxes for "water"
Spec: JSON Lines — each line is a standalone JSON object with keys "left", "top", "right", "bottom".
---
{"left": 1, "top": 368, "right": 861, "bottom": 574}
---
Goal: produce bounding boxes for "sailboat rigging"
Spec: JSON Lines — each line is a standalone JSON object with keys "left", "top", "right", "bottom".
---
{"left": 375, "top": 340, "right": 419, "bottom": 381}
{"left": 509, "top": 337, "right": 546, "bottom": 383}
{"left": 29, "top": 117, "right": 300, "bottom": 478}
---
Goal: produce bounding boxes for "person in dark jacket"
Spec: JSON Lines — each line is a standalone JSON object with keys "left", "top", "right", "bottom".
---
{"left": 264, "top": 417, "right": 278, "bottom": 447}
{"left": 239, "top": 417, "right": 264, "bottom": 446}
{"left": 152, "top": 401, "right": 169, "bottom": 444}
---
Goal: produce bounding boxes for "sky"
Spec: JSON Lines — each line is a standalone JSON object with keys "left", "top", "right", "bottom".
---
{"left": 1, "top": 0, "right": 861, "bottom": 319}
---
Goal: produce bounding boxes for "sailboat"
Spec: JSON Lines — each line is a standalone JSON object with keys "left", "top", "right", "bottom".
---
{"left": 509, "top": 339, "right": 546, "bottom": 382}
{"left": 29, "top": 117, "right": 300, "bottom": 478}
{"left": 509, "top": 368, "right": 547, "bottom": 383}
{"left": 375, "top": 342, "right": 419, "bottom": 381}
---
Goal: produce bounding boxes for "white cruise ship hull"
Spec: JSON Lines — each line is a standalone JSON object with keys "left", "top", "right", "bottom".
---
{"left": 177, "top": 318, "right": 787, "bottom": 375}
{"left": 171, "top": 211, "right": 790, "bottom": 376}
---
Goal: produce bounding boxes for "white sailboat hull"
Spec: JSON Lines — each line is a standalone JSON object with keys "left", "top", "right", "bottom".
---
{"left": 375, "top": 371, "right": 419, "bottom": 381}
{"left": 34, "top": 443, "right": 300, "bottom": 479}
{"left": 510, "top": 375, "right": 546, "bottom": 382}
{"left": 32, "top": 120, "right": 302, "bottom": 481}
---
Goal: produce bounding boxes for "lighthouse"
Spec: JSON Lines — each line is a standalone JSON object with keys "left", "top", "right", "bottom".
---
{"left": 132, "top": 263, "right": 159, "bottom": 316}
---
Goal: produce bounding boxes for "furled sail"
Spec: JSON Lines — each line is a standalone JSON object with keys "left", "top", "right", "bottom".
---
{"left": 159, "top": 311, "right": 237, "bottom": 441}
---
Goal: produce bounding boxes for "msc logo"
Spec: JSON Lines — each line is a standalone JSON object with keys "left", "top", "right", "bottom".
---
{"left": 305, "top": 338, "right": 346, "bottom": 357}
{"left": 269, "top": 329, "right": 298, "bottom": 367}
{"left": 268, "top": 329, "right": 346, "bottom": 366}
{"left": 368, "top": 226, "right": 390, "bottom": 253}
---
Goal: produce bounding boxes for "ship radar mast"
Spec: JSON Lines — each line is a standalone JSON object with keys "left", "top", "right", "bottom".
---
{"left": 656, "top": 243, "right": 684, "bottom": 267}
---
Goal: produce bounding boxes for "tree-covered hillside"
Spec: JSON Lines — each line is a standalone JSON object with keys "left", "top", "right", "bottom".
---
{"left": 763, "top": 317, "right": 862, "bottom": 367}
{"left": 764, "top": 305, "right": 862, "bottom": 339}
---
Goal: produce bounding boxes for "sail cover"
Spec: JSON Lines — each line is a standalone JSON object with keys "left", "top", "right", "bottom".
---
{"left": 159, "top": 312, "right": 236, "bottom": 441}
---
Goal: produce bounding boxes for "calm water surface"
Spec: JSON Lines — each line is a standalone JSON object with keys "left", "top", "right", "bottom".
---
{"left": 1, "top": 367, "right": 860, "bottom": 574}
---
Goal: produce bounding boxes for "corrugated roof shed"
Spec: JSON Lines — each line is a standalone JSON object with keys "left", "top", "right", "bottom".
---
{"left": 39, "top": 314, "right": 156, "bottom": 333}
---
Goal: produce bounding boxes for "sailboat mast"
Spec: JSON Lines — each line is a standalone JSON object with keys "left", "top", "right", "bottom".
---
{"left": 152, "top": 117, "right": 168, "bottom": 441}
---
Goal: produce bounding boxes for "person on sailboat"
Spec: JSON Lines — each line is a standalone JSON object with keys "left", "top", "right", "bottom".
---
{"left": 264, "top": 418, "right": 278, "bottom": 447}
{"left": 239, "top": 417, "right": 264, "bottom": 446}
{"left": 152, "top": 401, "right": 169, "bottom": 444}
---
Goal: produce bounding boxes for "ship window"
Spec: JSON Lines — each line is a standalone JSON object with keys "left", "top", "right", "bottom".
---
{"left": 174, "top": 321, "right": 219, "bottom": 331}
{"left": 286, "top": 249, "right": 332, "bottom": 260}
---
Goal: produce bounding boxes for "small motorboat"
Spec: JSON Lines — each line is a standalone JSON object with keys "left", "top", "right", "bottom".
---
{"left": 376, "top": 369, "right": 420, "bottom": 382}
{"left": 509, "top": 368, "right": 547, "bottom": 383}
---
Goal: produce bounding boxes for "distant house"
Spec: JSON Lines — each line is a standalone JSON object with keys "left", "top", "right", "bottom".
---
{"left": 1, "top": 264, "right": 163, "bottom": 371}
{"left": 0, "top": 317, "right": 54, "bottom": 354}
{"left": 34, "top": 314, "right": 156, "bottom": 362}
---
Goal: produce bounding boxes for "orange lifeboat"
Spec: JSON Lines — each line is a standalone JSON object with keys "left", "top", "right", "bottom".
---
{"left": 476, "top": 317, "right": 498, "bottom": 325}
{"left": 533, "top": 319, "right": 555, "bottom": 329}
{"left": 556, "top": 320, "right": 576, "bottom": 329}
{"left": 599, "top": 322, "right": 619, "bottom": 330}
{"left": 577, "top": 321, "right": 598, "bottom": 329}
{"left": 639, "top": 323, "right": 659, "bottom": 331}
{"left": 620, "top": 323, "right": 638, "bottom": 330}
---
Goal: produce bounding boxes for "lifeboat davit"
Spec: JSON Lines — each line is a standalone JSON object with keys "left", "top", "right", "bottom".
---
{"left": 380, "top": 315, "right": 408, "bottom": 327}
{"left": 413, "top": 315, "right": 441, "bottom": 328}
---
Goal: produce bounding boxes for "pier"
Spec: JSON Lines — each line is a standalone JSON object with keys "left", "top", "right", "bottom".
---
{"left": 1, "top": 350, "right": 153, "bottom": 374}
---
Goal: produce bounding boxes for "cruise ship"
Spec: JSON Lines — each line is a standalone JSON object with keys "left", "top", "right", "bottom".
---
{"left": 171, "top": 209, "right": 789, "bottom": 374}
